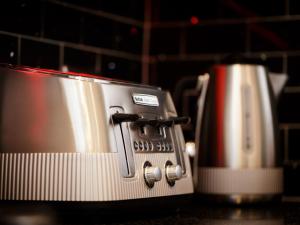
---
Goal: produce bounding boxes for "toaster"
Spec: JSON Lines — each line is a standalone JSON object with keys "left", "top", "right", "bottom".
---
{"left": 0, "top": 65, "right": 193, "bottom": 202}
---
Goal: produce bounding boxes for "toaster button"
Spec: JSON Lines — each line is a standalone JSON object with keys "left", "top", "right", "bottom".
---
{"left": 165, "top": 162, "right": 182, "bottom": 186}
{"left": 165, "top": 143, "right": 170, "bottom": 151}
{"left": 144, "top": 141, "right": 149, "bottom": 151}
{"left": 133, "top": 141, "right": 139, "bottom": 151}
{"left": 161, "top": 143, "right": 166, "bottom": 151}
{"left": 144, "top": 162, "right": 162, "bottom": 188}
{"left": 149, "top": 142, "right": 154, "bottom": 151}
{"left": 139, "top": 141, "right": 144, "bottom": 151}
{"left": 156, "top": 142, "right": 161, "bottom": 151}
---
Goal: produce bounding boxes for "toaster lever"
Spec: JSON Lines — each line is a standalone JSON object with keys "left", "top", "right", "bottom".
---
{"left": 135, "top": 118, "right": 159, "bottom": 127}
{"left": 170, "top": 116, "right": 190, "bottom": 125}
{"left": 112, "top": 113, "right": 140, "bottom": 123}
{"left": 158, "top": 116, "right": 190, "bottom": 127}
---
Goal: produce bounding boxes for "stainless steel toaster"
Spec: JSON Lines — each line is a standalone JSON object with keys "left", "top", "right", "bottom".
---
{"left": 0, "top": 65, "right": 193, "bottom": 202}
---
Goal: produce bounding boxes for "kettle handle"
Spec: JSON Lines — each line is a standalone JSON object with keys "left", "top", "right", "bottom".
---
{"left": 193, "top": 73, "right": 210, "bottom": 189}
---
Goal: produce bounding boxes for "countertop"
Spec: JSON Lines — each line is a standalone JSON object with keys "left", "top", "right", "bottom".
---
{"left": 0, "top": 199, "right": 299, "bottom": 225}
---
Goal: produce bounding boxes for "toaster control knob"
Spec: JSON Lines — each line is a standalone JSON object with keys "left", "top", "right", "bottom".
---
{"left": 166, "top": 164, "right": 182, "bottom": 186}
{"left": 144, "top": 163, "right": 162, "bottom": 188}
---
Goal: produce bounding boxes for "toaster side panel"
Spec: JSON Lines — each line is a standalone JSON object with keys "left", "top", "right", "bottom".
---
{"left": 0, "top": 70, "right": 111, "bottom": 154}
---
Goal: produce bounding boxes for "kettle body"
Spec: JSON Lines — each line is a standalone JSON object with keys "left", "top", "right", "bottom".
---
{"left": 194, "top": 64, "right": 285, "bottom": 204}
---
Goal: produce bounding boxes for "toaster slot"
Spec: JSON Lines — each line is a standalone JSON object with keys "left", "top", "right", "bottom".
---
{"left": 166, "top": 115, "right": 190, "bottom": 175}
{"left": 110, "top": 108, "right": 135, "bottom": 178}
{"left": 170, "top": 126, "right": 186, "bottom": 175}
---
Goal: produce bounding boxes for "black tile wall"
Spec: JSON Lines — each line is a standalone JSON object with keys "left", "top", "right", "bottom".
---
{"left": 284, "top": 164, "right": 300, "bottom": 196}
{"left": 83, "top": 16, "right": 115, "bottom": 49}
{"left": 21, "top": 39, "right": 59, "bottom": 69}
{"left": 112, "top": 24, "right": 142, "bottom": 54}
{"left": 0, "top": 0, "right": 42, "bottom": 36}
{"left": 44, "top": 2, "right": 83, "bottom": 43}
{"left": 0, "top": 34, "right": 18, "bottom": 64}
{"left": 155, "top": 0, "right": 286, "bottom": 21}
{"left": 264, "top": 57, "right": 284, "bottom": 73}
{"left": 64, "top": 48, "right": 96, "bottom": 74}
{"left": 289, "top": 130, "right": 300, "bottom": 160}
{"left": 0, "top": 0, "right": 143, "bottom": 81}
{"left": 278, "top": 92, "right": 300, "bottom": 123}
{"left": 287, "top": 56, "right": 300, "bottom": 86}
{"left": 83, "top": 16, "right": 142, "bottom": 53}
{"left": 154, "top": 60, "right": 214, "bottom": 92}
{"left": 150, "top": 28, "right": 180, "bottom": 54}
{"left": 102, "top": 55, "right": 141, "bottom": 82}
{"left": 289, "top": 0, "right": 300, "bottom": 15}
{"left": 59, "top": 0, "right": 144, "bottom": 20}
{"left": 219, "top": 0, "right": 286, "bottom": 18}
{"left": 155, "top": 0, "right": 220, "bottom": 21}
{"left": 249, "top": 21, "right": 300, "bottom": 52}
{"left": 187, "top": 24, "right": 246, "bottom": 53}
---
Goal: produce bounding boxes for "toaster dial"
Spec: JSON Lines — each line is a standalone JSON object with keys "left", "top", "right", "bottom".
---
{"left": 165, "top": 161, "right": 182, "bottom": 186}
{"left": 143, "top": 161, "right": 162, "bottom": 188}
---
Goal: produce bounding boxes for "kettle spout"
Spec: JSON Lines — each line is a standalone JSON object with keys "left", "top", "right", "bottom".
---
{"left": 268, "top": 72, "right": 288, "bottom": 99}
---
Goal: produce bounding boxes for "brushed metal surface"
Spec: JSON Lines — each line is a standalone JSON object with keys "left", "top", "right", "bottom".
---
{"left": 197, "top": 64, "right": 280, "bottom": 169}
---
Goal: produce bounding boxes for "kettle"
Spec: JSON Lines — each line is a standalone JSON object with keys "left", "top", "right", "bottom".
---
{"left": 194, "top": 63, "right": 287, "bottom": 204}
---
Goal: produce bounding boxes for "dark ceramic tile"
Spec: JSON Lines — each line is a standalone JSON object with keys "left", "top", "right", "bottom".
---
{"left": 150, "top": 28, "right": 181, "bottom": 54}
{"left": 0, "top": 34, "right": 18, "bottom": 64}
{"left": 218, "top": 0, "right": 286, "bottom": 19}
{"left": 0, "top": 0, "right": 41, "bottom": 36}
{"left": 284, "top": 164, "right": 300, "bottom": 196}
{"left": 279, "top": 129, "right": 285, "bottom": 162}
{"left": 154, "top": 60, "right": 214, "bottom": 92}
{"left": 64, "top": 48, "right": 96, "bottom": 74}
{"left": 59, "top": 0, "right": 144, "bottom": 20}
{"left": 187, "top": 24, "right": 246, "bottom": 54}
{"left": 288, "top": 129, "right": 300, "bottom": 160}
{"left": 287, "top": 56, "right": 300, "bottom": 86}
{"left": 264, "top": 57, "right": 284, "bottom": 73}
{"left": 155, "top": 0, "right": 285, "bottom": 21}
{"left": 21, "top": 39, "right": 59, "bottom": 69}
{"left": 44, "top": 2, "right": 82, "bottom": 43}
{"left": 111, "top": 24, "right": 142, "bottom": 54}
{"left": 83, "top": 16, "right": 114, "bottom": 49}
{"left": 289, "top": 0, "right": 300, "bottom": 15}
{"left": 250, "top": 21, "right": 300, "bottom": 52}
{"left": 101, "top": 56, "right": 141, "bottom": 82}
{"left": 83, "top": 16, "right": 142, "bottom": 53}
{"left": 278, "top": 92, "right": 300, "bottom": 123}
{"left": 156, "top": 0, "right": 219, "bottom": 21}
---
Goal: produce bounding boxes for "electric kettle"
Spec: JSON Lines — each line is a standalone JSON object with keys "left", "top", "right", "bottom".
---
{"left": 194, "top": 63, "right": 287, "bottom": 204}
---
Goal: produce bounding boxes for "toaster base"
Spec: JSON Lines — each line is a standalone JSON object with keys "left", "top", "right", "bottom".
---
{"left": 0, "top": 153, "right": 193, "bottom": 201}
{"left": 197, "top": 167, "right": 283, "bottom": 194}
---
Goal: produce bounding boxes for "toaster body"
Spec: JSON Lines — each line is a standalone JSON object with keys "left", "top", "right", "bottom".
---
{"left": 0, "top": 65, "right": 193, "bottom": 201}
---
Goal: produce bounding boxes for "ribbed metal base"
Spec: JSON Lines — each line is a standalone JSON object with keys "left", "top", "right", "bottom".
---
{"left": 0, "top": 153, "right": 193, "bottom": 201}
{"left": 197, "top": 167, "right": 283, "bottom": 195}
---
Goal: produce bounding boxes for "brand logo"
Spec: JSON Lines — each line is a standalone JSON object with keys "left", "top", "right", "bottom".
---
{"left": 132, "top": 94, "right": 159, "bottom": 106}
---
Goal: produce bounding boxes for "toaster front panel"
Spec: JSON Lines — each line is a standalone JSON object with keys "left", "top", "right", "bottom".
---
{"left": 99, "top": 83, "right": 193, "bottom": 194}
